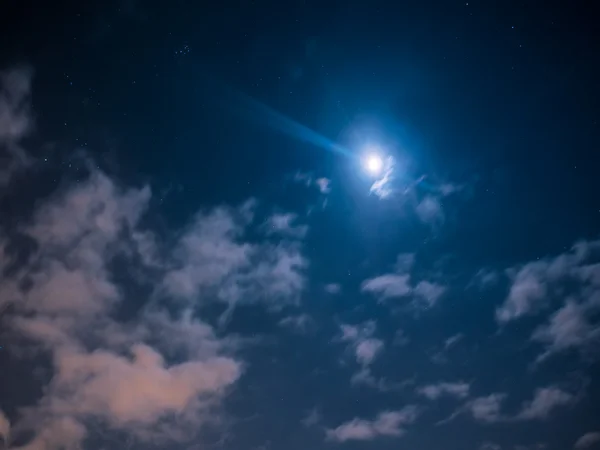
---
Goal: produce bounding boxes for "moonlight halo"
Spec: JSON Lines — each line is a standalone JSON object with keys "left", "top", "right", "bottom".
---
{"left": 364, "top": 152, "right": 384, "bottom": 176}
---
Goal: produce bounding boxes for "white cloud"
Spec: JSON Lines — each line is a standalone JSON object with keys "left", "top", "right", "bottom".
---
{"left": 48, "top": 344, "right": 240, "bottom": 425}
{"left": 162, "top": 204, "right": 307, "bottom": 311}
{"left": 264, "top": 212, "right": 308, "bottom": 238}
{"left": 361, "top": 252, "right": 445, "bottom": 309}
{"left": 418, "top": 382, "right": 470, "bottom": 400}
{"left": 0, "top": 66, "right": 33, "bottom": 186}
{"left": 279, "top": 313, "right": 315, "bottom": 333}
{"left": 315, "top": 177, "right": 330, "bottom": 194}
{"left": 302, "top": 408, "right": 321, "bottom": 427}
{"left": 0, "top": 410, "right": 9, "bottom": 445}
{"left": 394, "top": 253, "right": 415, "bottom": 272}
{"left": 497, "top": 240, "right": 600, "bottom": 323}
{"left": 575, "top": 432, "right": 600, "bottom": 449}
{"left": 324, "top": 283, "right": 341, "bottom": 294}
{"left": 362, "top": 274, "right": 412, "bottom": 299}
{"left": 479, "top": 443, "right": 502, "bottom": 450}
{"left": 416, "top": 195, "right": 443, "bottom": 225}
{"left": 338, "top": 322, "right": 385, "bottom": 388}
{"left": 393, "top": 329, "right": 409, "bottom": 346}
{"left": 444, "top": 333, "right": 464, "bottom": 349}
{"left": 414, "top": 280, "right": 446, "bottom": 307}
{"left": 0, "top": 160, "right": 308, "bottom": 449}
{"left": 15, "top": 417, "right": 87, "bottom": 450}
{"left": 494, "top": 239, "right": 600, "bottom": 362}
{"left": 362, "top": 274, "right": 445, "bottom": 309}
{"left": 326, "top": 407, "right": 418, "bottom": 442}
{"left": 451, "top": 387, "right": 573, "bottom": 425}
{"left": 339, "top": 322, "right": 383, "bottom": 366}
{"left": 293, "top": 172, "right": 331, "bottom": 195}
{"left": 438, "top": 183, "right": 462, "bottom": 196}
{"left": 465, "top": 393, "right": 506, "bottom": 423}
{"left": 532, "top": 300, "right": 600, "bottom": 362}
{"left": 515, "top": 387, "right": 573, "bottom": 420}
{"left": 470, "top": 268, "right": 499, "bottom": 289}
{"left": 496, "top": 262, "right": 548, "bottom": 323}
{"left": 355, "top": 338, "right": 383, "bottom": 366}
{"left": 369, "top": 156, "right": 395, "bottom": 199}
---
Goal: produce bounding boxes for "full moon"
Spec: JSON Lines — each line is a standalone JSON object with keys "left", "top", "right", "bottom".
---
{"left": 364, "top": 154, "right": 383, "bottom": 175}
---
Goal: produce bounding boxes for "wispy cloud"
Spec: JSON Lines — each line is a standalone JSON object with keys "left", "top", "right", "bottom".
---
{"left": 0, "top": 66, "right": 34, "bottom": 186}
{"left": 264, "top": 212, "right": 308, "bottom": 238}
{"left": 338, "top": 321, "right": 386, "bottom": 388}
{"left": 162, "top": 203, "right": 307, "bottom": 315}
{"left": 0, "top": 161, "right": 309, "bottom": 448}
{"left": 324, "top": 283, "right": 341, "bottom": 294}
{"left": 444, "top": 333, "right": 464, "bottom": 349}
{"left": 361, "top": 253, "right": 445, "bottom": 309}
{"left": 0, "top": 410, "right": 9, "bottom": 446}
{"left": 369, "top": 156, "right": 395, "bottom": 199}
{"left": 515, "top": 387, "right": 573, "bottom": 420}
{"left": 446, "top": 386, "right": 574, "bottom": 425}
{"left": 302, "top": 408, "right": 321, "bottom": 427}
{"left": 326, "top": 407, "right": 418, "bottom": 442}
{"left": 469, "top": 268, "right": 500, "bottom": 289}
{"left": 495, "top": 239, "right": 600, "bottom": 362}
{"left": 415, "top": 195, "right": 444, "bottom": 225}
{"left": 465, "top": 393, "right": 506, "bottom": 423}
{"left": 279, "top": 313, "right": 315, "bottom": 333}
{"left": 575, "top": 432, "right": 600, "bottom": 449}
{"left": 479, "top": 443, "right": 502, "bottom": 450}
{"left": 418, "top": 381, "right": 470, "bottom": 400}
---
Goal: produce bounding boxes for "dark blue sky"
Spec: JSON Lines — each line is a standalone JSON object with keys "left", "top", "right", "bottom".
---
{"left": 1, "top": 1, "right": 599, "bottom": 450}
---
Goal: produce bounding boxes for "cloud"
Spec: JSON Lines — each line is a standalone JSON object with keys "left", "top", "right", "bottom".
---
{"left": 393, "top": 329, "right": 410, "bottom": 346}
{"left": 264, "top": 212, "right": 308, "bottom": 238}
{"left": 361, "top": 252, "right": 445, "bottom": 308}
{"left": 470, "top": 268, "right": 499, "bottom": 289}
{"left": 0, "top": 410, "right": 9, "bottom": 445}
{"left": 324, "top": 283, "right": 341, "bottom": 294}
{"left": 451, "top": 387, "right": 573, "bottom": 425}
{"left": 418, "top": 382, "right": 470, "bottom": 400}
{"left": 315, "top": 177, "right": 330, "bottom": 194}
{"left": 293, "top": 172, "right": 331, "bottom": 195}
{"left": 496, "top": 240, "right": 600, "bottom": 323}
{"left": 326, "top": 407, "right": 418, "bottom": 442}
{"left": 515, "top": 387, "right": 573, "bottom": 420}
{"left": 354, "top": 338, "right": 384, "bottom": 366}
{"left": 0, "top": 160, "right": 308, "bottom": 448}
{"left": 362, "top": 274, "right": 412, "bottom": 299}
{"left": 279, "top": 313, "right": 315, "bottom": 333}
{"left": 302, "top": 408, "right": 321, "bottom": 427}
{"left": 369, "top": 156, "right": 395, "bottom": 199}
{"left": 575, "top": 432, "right": 600, "bottom": 449}
{"left": 339, "top": 322, "right": 383, "bottom": 366}
{"left": 444, "top": 333, "right": 464, "bottom": 349}
{"left": 416, "top": 195, "right": 444, "bottom": 225}
{"left": 532, "top": 300, "right": 600, "bottom": 362}
{"left": 394, "top": 253, "right": 415, "bottom": 272}
{"left": 465, "top": 393, "right": 506, "bottom": 423}
{"left": 494, "top": 239, "right": 600, "bottom": 362}
{"left": 496, "top": 262, "right": 549, "bottom": 323}
{"left": 0, "top": 66, "right": 34, "bottom": 186}
{"left": 414, "top": 280, "right": 446, "bottom": 307}
{"left": 479, "top": 443, "right": 502, "bottom": 450}
{"left": 15, "top": 417, "right": 87, "bottom": 450}
{"left": 338, "top": 322, "right": 386, "bottom": 388}
{"left": 162, "top": 203, "right": 307, "bottom": 311}
{"left": 361, "top": 255, "right": 445, "bottom": 309}
{"left": 49, "top": 344, "right": 240, "bottom": 425}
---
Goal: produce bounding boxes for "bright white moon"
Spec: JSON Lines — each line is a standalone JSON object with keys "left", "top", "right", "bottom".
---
{"left": 365, "top": 154, "right": 383, "bottom": 175}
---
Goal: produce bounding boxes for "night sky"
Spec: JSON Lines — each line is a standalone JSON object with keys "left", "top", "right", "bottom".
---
{"left": 1, "top": 1, "right": 600, "bottom": 449}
